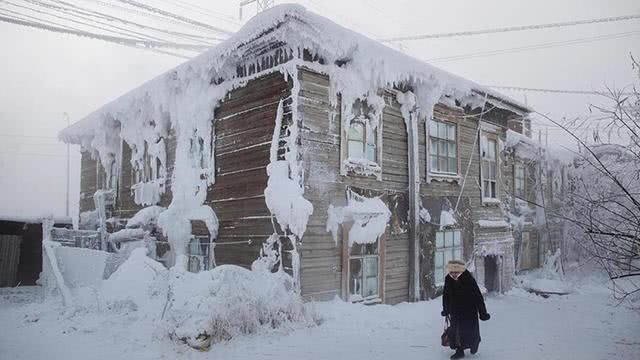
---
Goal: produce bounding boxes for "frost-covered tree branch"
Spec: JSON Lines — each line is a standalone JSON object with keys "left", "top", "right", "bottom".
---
{"left": 562, "top": 55, "right": 640, "bottom": 303}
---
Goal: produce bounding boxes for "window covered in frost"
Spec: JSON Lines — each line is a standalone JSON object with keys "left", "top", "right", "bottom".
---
{"left": 434, "top": 229, "right": 462, "bottom": 285}
{"left": 481, "top": 136, "right": 498, "bottom": 199}
{"left": 349, "top": 241, "right": 379, "bottom": 300}
{"left": 429, "top": 120, "right": 457, "bottom": 174}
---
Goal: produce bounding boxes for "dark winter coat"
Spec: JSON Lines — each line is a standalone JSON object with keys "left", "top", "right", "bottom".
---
{"left": 442, "top": 270, "right": 489, "bottom": 351}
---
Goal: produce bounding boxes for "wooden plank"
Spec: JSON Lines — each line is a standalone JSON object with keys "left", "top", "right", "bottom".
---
{"left": 0, "top": 235, "right": 22, "bottom": 287}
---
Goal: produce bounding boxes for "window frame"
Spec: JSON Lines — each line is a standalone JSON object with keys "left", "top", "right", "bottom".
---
{"left": 187, "top": 235, "right": 211, "bottom": 273}
{"left": 342, "top": 220, "right": 385, "bottom": 303}
{"left": 434, "top": 229, "right": 463, "bottom": 286}
{"left": 347, "top": 116, "right": 378, "bottom": 163}
{"left": 340, "top": 98, "right": 384, "bottom": 180}
{"left": 480, "top": 132, "right": 499, "bottom": 202}
{"left": 427, "top": 119, "right": 459, "bottom": 176}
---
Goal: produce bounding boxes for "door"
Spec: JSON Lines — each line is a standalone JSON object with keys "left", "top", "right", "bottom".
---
{"left": 484, "top": 255, "right": 498, "bottom": 292}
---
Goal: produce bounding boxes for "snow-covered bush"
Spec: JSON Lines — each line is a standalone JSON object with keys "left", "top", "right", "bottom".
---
{"left": 100, "top": 248, "right": 168, "bottom": 314}
{"left": 165, "top": 266, "right": 318, "bottom": 349}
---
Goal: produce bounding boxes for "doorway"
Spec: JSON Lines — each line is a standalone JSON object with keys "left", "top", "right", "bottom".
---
{"left": 484, "top": 255, "right": 499, "bottom": 292}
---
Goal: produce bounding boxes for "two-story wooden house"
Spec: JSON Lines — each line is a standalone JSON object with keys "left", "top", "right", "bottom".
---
{"left": 60, "top": 5, "right": 538, "bottom": 303}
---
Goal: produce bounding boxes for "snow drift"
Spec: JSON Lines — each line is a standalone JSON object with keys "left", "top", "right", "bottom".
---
{"left": 166, "top": 266, "right": 317, "bottom": 349}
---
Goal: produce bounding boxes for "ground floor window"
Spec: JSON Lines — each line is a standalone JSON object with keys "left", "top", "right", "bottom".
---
{"left": 434, "top": 229, "right": 462, "bottom": 285}
{"left": 188, "top": 236, "right": 210, "bottom": 273}
{"left": 349, "top": 242, "right": 380, "bottom": 301}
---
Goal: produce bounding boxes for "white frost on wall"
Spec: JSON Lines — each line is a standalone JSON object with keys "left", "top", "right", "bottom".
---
{"left": 326, "top": 192, "right": 391, "bottom": 247}
{"left": 132, "top": 180, "right": 163, "bottom": 207}
{"left": 126, "top": 206, "right": 166, "bottom": 228}
{"left": 263, "top": 99, "right": 314, "bottom": 239}
{"left": 439, "top": 209, "right": 457, "bottom": 228}
{"left": 478, "top": 220, "right": 510, "bottom": 228}
{"left": 419, "top": 208, "right": 431, "bottom": 224}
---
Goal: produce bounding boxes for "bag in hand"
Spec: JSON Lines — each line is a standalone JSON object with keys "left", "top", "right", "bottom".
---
{"left": 441, "top": 317, "right": 450, "bottom": 347}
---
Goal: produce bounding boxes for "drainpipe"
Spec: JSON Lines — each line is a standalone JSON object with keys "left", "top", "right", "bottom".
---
{"left": 407, "top": 110, "right": 421, "bottom": 302}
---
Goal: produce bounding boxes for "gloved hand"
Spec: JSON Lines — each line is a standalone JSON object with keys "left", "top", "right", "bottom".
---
{"left": 479, "top": 313, "right": 491, "bottom": 321}
{"left": 441, "top": 310, "right": 448, "bottom": 317}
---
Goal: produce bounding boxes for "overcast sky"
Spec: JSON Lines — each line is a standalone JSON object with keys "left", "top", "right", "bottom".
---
{"left": 0, "top": 0, "right": 638, "bottom": 220}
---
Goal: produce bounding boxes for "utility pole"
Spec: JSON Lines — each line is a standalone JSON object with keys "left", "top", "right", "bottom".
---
{"left": 64, "top": 112, "right": 70, "bottom": 218}
{"left": 239, "top": 0, "right": 274, "bottom": 20}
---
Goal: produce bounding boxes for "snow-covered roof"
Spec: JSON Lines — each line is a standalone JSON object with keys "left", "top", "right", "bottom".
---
{"left": 59, "top": 4, "right": 531, "bottom": 144}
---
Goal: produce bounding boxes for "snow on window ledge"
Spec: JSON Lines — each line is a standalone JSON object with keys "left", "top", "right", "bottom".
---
{"left": 132, "top": 178, "right": 165, "bottom": 206}
{"left": 478, "top": 220, "right": 510, "bottom": 228}
{"left": 343, "top": 158, "right": 382, "bottom": 180}
{"left": 427, "top": 172, "right": 460, "bottom": 183}
{"left": 349, "top": 294, "right": 382, "bottom": 305}
{"left": 481, "top": 197, "right": 501, "bottom": 206}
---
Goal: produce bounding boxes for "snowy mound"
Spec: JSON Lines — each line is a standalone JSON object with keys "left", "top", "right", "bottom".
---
{"left": 100, "top": 248, "right": 168, "bottom": 313}
{"left": 166, "top": 266, "right": 316, "bottom": 349}
{"left": 515, "top": 250, "right": 573, "bottom": 296}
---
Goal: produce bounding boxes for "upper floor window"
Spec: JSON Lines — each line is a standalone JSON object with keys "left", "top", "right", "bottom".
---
{"left": 514, "top": 164, "right": 526, "bottom": 199}
{"left": 429, "top": 120, "right": 457, "bottom": 174}
{"left": 341, "top": 98, "right": 383, "bottom": 180}
{"left": 481, "top": 136, "right": 498, "bottom": 199}
{"left": 347, "top": 117, "right": 377, "bottom": 163}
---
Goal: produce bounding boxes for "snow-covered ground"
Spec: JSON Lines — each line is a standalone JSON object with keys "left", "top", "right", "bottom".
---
{"left": 1, "top": 274, "right": 639, "bottom": 360}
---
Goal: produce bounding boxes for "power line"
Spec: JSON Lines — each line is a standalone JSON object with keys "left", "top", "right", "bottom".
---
{"left": 380, "top": 13, "right": 640, "bottom": 42}
{"left": 44, "top": 0, "right": 224, "bottom": 43}
{"left": 157, "top": 0, "right": 240, "bottom": 26}
{"left": 114, "top": 0, "right": 232, "bottom": 35}
{"left": 84, "top": 0, "right": 228, "bottom": 36}
{"left": 8, "top": 0, "right": 183, "bottom": 45}
{"left": 0, "top": 14, "right": 207, "bottom": 53}
{"left": 426, "top": 30, "right": 640, "bottom": 63}
{"left": 487, "top": 86, "right": 636, "bottom": 96}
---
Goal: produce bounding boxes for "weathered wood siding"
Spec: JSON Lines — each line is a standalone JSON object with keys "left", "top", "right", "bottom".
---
{"left": 206, "top": 72, "right": 293, "bottom": 269}
{"left": 298, "top": 68, "right": 410, "bottom": 304}
{"left": 418, "top": 104, "right": 481, "bottom": 298}
{"left": 0, "top": 234, "right": 21, "bottom": 287}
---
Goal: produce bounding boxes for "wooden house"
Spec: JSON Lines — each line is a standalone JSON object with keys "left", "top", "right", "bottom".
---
{"left": 60, "top": 5, "right": 544, "bottom": 304}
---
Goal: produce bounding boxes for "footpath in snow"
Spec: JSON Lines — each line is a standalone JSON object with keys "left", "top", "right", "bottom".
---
{"left": 1, "top": 273, "right": 639, "bottom": 360}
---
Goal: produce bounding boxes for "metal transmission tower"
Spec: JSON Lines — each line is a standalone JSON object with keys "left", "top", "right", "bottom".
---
{"left": 239, "top": 0, "right": 274, "bottom": 20}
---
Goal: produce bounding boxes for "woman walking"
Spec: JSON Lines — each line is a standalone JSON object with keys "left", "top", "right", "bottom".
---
{"left": 441, "top": 260, "right": 490, "bottom": 359}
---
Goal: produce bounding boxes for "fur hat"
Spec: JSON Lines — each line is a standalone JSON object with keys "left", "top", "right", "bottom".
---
{"left": 446, "top": 260, "right": 466, "bottom": 273}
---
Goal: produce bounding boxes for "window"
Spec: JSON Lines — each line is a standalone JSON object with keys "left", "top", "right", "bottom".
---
{"left": 481, "top": 137, "right": 498, "bottom": 199}
{"left": 514, "top": 164, "right": 526, "bottom": 199}
{"left": 349, "top": 242, "right": 380, "bottom": 301}
{"left": 187, "top": 236, "right": 210, "bottom": 273}
{"left": 347, "top": 117, "right": 377, "bottom": 162}
{"left": 429, "top": 120, "right": 457, "bottom": 174}
{"left": 434, "top": 230, "right": 462, "bottom": 285}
